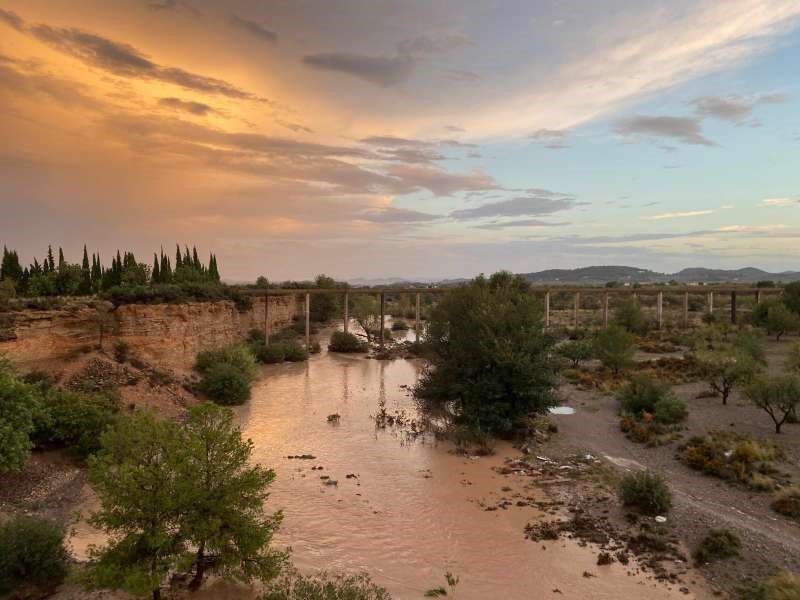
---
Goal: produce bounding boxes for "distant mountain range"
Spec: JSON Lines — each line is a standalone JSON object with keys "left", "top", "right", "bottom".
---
{"left": 347, "top": 266, "right": 800, "bottom": 287}
{"left": 521, "top": 266, "right": 800, "bottom": 284}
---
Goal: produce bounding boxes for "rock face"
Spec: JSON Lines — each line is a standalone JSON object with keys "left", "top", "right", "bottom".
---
{"left": 0, "top": 295, "right": 298, "bottom": 372}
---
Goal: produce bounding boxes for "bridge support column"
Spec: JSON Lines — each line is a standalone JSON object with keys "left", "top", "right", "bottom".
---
{"left": 415, "top": 293, "right": 421, "bottom": 343}
{"left": 602, "top": 292, "right": 609, "bottom": 328}
{"left": 656, "top": 291, "right": 663, "bottom": 329}
{"left": 343, "top": 292, "right": 349, "bottom": 333}
{"left": 756, "top": 290, "right": 763, "bottom": 305}
{"left": 305, "top": 292, "right": 310, "bottom": 350}
{"left": 707, "top": 291, "right": 714, "bottom": 316}
{"left": 731, "top": 291, "right": 737, "bottom": 325}
{"left": 544, "top": 291, "right": 550, "bottom": 329}
{"left": 379, "top": 293, "right": 385, "bottom": 350}
{"left": 573, "top": 292, "right": 580, "bottom": 329}
{"left": 264, "top": 292, "right": 270, "bottom": 345}
{"left": 683, "top": 292, "right": 689, "bottom": 328}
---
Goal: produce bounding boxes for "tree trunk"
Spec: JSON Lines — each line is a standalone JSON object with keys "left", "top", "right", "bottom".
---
{"left": 152, "top": 588, "right": 161, "bottom": 600}
{"left": 188, "top": 542, "right": 206, "bottom": 591}
{"left": 776, "top": 422, "right": 782, "bottom": 434}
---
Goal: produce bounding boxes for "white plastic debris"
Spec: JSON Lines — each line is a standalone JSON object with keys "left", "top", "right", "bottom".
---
{"left": 655, "top": 516, "right": 667, "bottom": 524}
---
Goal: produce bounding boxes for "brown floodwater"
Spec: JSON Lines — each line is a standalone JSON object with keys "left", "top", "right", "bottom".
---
{"left": 69, "top": 326, "right": 710, "bottom": 599}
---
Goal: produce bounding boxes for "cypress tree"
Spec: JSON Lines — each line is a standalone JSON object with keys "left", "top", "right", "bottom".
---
{"left": 58, "top": 247, "right": 65, "bottom": 269}
{"left": 46, "top": 245, "right": 55, "bottom": 273}
{"left": 208, "top": 254, "right": 220, "bottom": 282}
{"left": 79, "top": 245, "right": 92, "bottom": 295}
{"left": 152, "top": 253, "right": 160, "bottom": 284}
{"left": 175, "top": 244, "right": 183, "bottom": 269}
{"left": 184, "top": 245, "right": 191, "bottom": 267}
{"left": 160, "top": 249, "right": 172, "bottom": 283}
{"left": 0, "top": 247, "right": 20, "bottom": 281}
{"left": 91, "top": 254, "right": 102, "bottom": 292}
{"left": 192, "top": 246, "right": 201, "bottom": 271}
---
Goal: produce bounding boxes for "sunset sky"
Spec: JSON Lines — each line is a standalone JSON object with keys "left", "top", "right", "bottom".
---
{"left": 1, "top": 0, "right": 799, "bottom": 281}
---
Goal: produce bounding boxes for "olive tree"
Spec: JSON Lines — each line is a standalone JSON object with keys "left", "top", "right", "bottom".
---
{"left": 0, "top": 358, "right": 38, "bottom": 473}
{"left": 744, "top": 374, "right": 800, "bottom": 433}
{"left": 593, "top": 325, "right": 635, "bottom": 375}
{"left": 766, "top": 303, "right": 800, "bottom": 342}
{"left": 415, "top": 272, "right": 558, "bottom": 436}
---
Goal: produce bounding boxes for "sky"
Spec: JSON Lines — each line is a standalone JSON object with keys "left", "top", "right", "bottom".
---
{"left": 1, "top": 0, "right": 799, "bottom": 282}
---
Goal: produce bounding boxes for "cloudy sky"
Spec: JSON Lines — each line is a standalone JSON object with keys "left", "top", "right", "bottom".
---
{"left": 1, "top": 0, "right": 799, "bottom": 281}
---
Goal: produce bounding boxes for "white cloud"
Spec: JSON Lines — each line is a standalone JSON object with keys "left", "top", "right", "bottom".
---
{"left": 761, "top": 197, "right": 798, "bottom": 207}
{"left": 716, "top": 224, "right": 787, "bottom": 232}
{"left": 643, "top": 210, "right": 713, "bottom": 220}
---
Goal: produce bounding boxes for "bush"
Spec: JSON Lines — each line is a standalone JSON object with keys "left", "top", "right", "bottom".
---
{"left": 33, "top": 388, "right": 118, "bottom": 458}
{"left": 198, "top": 362, "right": 253, "bottom": 405}
{"left": 618, "top": 376, "right": 687, "bottom": 424}
{"left": 196, "top": 344, "right": 258, "bottom": 380}
{"left": 786, "top": 342, "right": 800, "bottom": 374}
{"left": 0, "top": 515, "right": 69, "bottom": 594}
{"left": 614, "top": 297, "right": 648, "bottom": 334}
{"left": 247, "top": 328, "right": 267, "bottom": 345}
{"left": 693, "top": 528, "right": 741, "bottom": 564}
{"left": 556, "top": 339, "right": 594, "bottom": 368}
{"left": 0, "top": 366, "right": 38, "bottom": 472}
{"left": 103, "top": 282, "right": 252, "bottom": 311}
{"left": 738, "top": 571, "right": 800, "bottom": 600}
{"left": 260, "top": 568, "right": 391, "bottom": 600}
{"left": 113, "top": 340, "right": 131, "bottom": 363}
{"left": 415, "top": 272, "right": 558, "bottom": 436}
{"left": 328, "top": 331, "right": 367, "bottom": 353}
{"left": 744, "top": 374, "right": 800, "bottom": 433}
{"left": 391, "top": 319, "right": 409, "bottom": 331}
{"left": 253, "top": 343, "right": 286, "bottom": 364}
{"left": 283, "top": 341, "right": 309, "bottom": 362}
{"left": 765, "top": 303, "right": 800, "bottom": 341}
{"left": 681, "top": 432, "right": 783, "bottom": 489}
{"left": 619, "top": 471, "right": 671, "bottom": 515}
{"left": 594, "top": 325, "right": 635, "bottom": 375}
{"left": 309, "top": 341, "right": 322, "bottom": 354}
{"left": 772, "top": 488, "right": 800, "bottom": 520}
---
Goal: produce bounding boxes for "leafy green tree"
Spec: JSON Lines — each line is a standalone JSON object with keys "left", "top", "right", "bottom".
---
{"left": 415, "top": 272, "right": 558, "bottom": 436}
{"left": 85, "top": 411, "right": 184, "bottom": 600}
{"left": 786, "top": 342, "right": 800, "bottom": 374}
{"left": 310, "top": 274, "right": 341, "bottom": 322}
{"left": 0, "top": 246, "right": 23, "bottom": 282}
{"left": 45, "top": 245, "right": 55, "bottom": 273}
{"left": 175, "top": 403, "right": 286, "bottom": 589}
{"left": 79, "top": 245, "right": 92, "bottom": 294}
{"left": 0, "top": 515, "right": 69, "bottom": 594}
{"left": 766, "top": 302, "right": 800, "bottom": 341}
{"left": 613, "top": 297, "right": 648, "bottom": 334}
{"left": 0, "top": 360, "right": 39, "bottom": 472}
{"left": 151, "top": 254, "right": 160, "bottom": 284}
{"left": 556, "top": 339, "right": 593, "bottom": 368}
{"left": 744, "top": 374, "right": 800, "bottom": 433}
{"left": 696, "top": 347, "right": 761, "bottom": 405}
{"left": 783, "top": 281, "right": 800, "bottom": 315}
{"left": 593, "top": 325, "right": 635, "bottom": 375}
{"left": 351, "top": 294, "right": 380, "bottom": 343}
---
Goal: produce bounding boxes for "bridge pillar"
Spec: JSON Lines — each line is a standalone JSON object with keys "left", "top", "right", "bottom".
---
{"left": 305, "top": 292, "right": 311, "bottom": 350}
{"left": 415, "top": 292, "right": 421, "bottom": 343}
{"left": 683, "top": 291, "right": 689, "bottom": 328}
{"left": 602, "top": 292, "right": 609, "bottom": 328}
{"left": 756, "top": 289, "right": 763, "bottom": 305}
{"left": 573, "top": 292, "right": 580, "bottom": 329}
{"left": 264, "top": 291, "right": 270, "bottom": 345}
{"left": 731, "top": 291, "right": 737, "bottom": 325}
{"left": 343, "top": 291, "right": 349, "bottom": 333}
{"left": 707, "top": 291, "right": 714, "bottom": 316}
{"left": 544, "top": 291, "right": 550, "bottom": 329}
{"left": 379, "top": 293, "right": 386, "bottom": 349}
{"left": 656, "top": 291, "right": 663, "bottom": 329}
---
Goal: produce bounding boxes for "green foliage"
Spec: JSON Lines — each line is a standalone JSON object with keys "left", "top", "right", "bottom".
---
{"left": 351, "top": 295, "right": 380, "bottom": 343}
{"left": 695, "top": 333, "right": 764, "bottom": 405}
{"left": 0, "top": 515, "right": 69, "bottom": 594}
{"left": 85, "top": 405, "right": 285, "bottom": 597}
{"left": 196, "top": 344, "right": 258, "bottom": 380}
{"left": 593, "top": 325, "right": 635, "bottom": 375}
{"left": 682, "top": 431, "right": 783, "bottom": 489}
{"left": 556, "top": 339, "right": 594, "bottom": 368}
{"left": 282, "top": 340, "right": 309, "bottom": 362}
{"left": 783, "top": 281, "right": 800, "bottom": 315}
{"left": 310, "top": 275, "right": 342, "bottom": 322}
{"left": 745, "top": 374, "right": 800, "bottom": 433}
{"left": 766, "top": 303, "right": 800, "bottom": 341}
{"left": 619, "top": 470, "right": 671, "bottom": 515}
{"left": 252, "top": 343, "right": 287, "bottom": 364}
{"left": 391, "top": 319, "right": 409, "bottom": 331}
{"left": 693, "top": 529, "right": 741, "bottom": 564}
{"left": 786, "top": 342, "right": 800, "bottom": 374}
{"left": 260, "top": 569, "right": 391, "bottom": 600}
{"left": 33, "top": 388, "right": 118, "bottom": 457}
{"left": 737, "top": 571, "right": 800, "bottom": 600}
{"left": 614, "top": 297, "right": 649, "bottom": 334}
{"left": 114, "top": 339, "right": 131, "bottom": 363}
{"left": 0, "top": 365, "right": 39, "bottom": 472}
{"left": 618, "top": 376, "right": 687, "bottom": 424}
{"left": 416, "top": 272, "right": 559, "bottom": 436}
{"left": 104, "top": 283, "right": 251, "bottom": 311}
{"left": 772, "top": 488, "right": 800, "bottom": 520}
{"left": 328, "top": 331, "right": 368, "bottom": 353}
{"left": 199, "top": 362, "right": 253, "bottom": 406}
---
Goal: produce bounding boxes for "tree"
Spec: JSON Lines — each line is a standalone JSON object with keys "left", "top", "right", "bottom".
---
{"left": 766, "top": 302, "right": 800, "bottom": 341}
{"left": 310, "top": 274, "right": 341, "bottom": 322}
{"left": 0, "top": 360, "right": 39, "bottom": 472}
{"left": 786, "top": 342, "right": 800, "bottom": 374}
{"left": 556, "top": 339, "right": 593, "bottom": 368}
{"left": 0, "top": 515, "right": 69, "bottom": 594}
{"left": 415, "top": 272, "right": 558, "bottom": 436}
{"left": 174, "top": 403, "right": 286, "bottom": 589}
{"left": 79, "top": 245, "right": 92, "bottom": 295}
{"left": 783, "top": 281, "right": 800, "bottom": 316}
{"left": 593, "top": 325, "right": 635, "bottom": 375}
{"left": 744, "top": 374, "right": 800, "bottom": 433}
{"left": 351, "top": 294, "right": 380, "bottom": 343}
{"left": 696, "top": 348, "right": 761, "bottom": 405}
{"left": 613, "top": 297, "right": 648, "bottom": 334}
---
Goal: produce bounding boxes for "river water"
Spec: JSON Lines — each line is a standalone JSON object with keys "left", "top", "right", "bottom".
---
{"left": 69, "top": 326, "right": 708, "bottom": 599}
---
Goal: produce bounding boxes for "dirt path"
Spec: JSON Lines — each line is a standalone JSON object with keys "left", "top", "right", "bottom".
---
{"left": 546, "top": 339, "right": 800, "bottom": 594}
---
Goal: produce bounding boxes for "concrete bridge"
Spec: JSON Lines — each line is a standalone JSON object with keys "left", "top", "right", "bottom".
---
{"left": 248, "top": 285, "right": 784, "bottom": 350}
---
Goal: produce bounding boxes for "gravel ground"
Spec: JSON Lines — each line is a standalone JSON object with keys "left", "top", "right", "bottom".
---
{"left": 544, "top": 336, "right": 800, "bottom": 596}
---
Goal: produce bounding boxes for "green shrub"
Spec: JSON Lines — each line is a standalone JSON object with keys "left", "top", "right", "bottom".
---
{"left": 693, "top": 528, "right": 741, "bottom": 564}
{"left": 772, "top": 488, "right": 800, "bottom": 520}
{"left": 113, "top": 340, "right": 131, "bottom": 363}
{"left": 260, "top": 568, "right": 391, "bottom": 600}
{"left": 682, "top": 432, "right": 783, "bottom": 489}
{"left": 0, "top": 367, "right": 38, "bottom": 472}
{"left": 283, "top": 341, "right": 309, "bottom": 362}
{"left": 103, "top": 282, "right": 252, "bottom": 311}
{"left": 391, "top": 319, "right": 409, "bottom": 331}
{"left": 738, "top": 571, "right": 800, "bottom": 600}
{"left": 253, "top": 343, "right": 286, "bottom": 364}
{"left": 33, "top": 388, "right": 118, "bottom": 458}
{"left": 195, "top": 344, "right": 258, "bottom": 380}
{"left": 783, "top": 281, "right": 800, "bottom": 315}
{"left": 618, "top": 376, "right": 686, "bottom": 424}
{"left": 765, "top": 303, "right": 800, "bottom": 341}
{"left": 614, "top": 297, "right": 648, "bottom": 334}
{"left": 247, "top": 328, "right": 267, "bottom": 345}
{"left": 309, "top": 341, "right": 321, "bottom": 354}
{"left": 556, "top": 339, "right": 594, "bottom": 368}
{"left": 415, "top": 272, "right": 558, "bottom": 436}
{"left": 619, "top": 471, "right": 671, "bottom": 515}
{"left": 594, "top": 325, "right": 635, "bottom": 375}
{"left": 744, "top": 374, "right": 800, "bottom": 433}
{"left": 198, "top": 362, "right": 253, "bottom": 405}
{"left": 0, "top": 515, "right": 69, "bottom": 594}
{"left": 786, "top": 342, "right": 800, "bottom": 374}
{"left": 329, "top": 331, "right": 367, "bottom": 353}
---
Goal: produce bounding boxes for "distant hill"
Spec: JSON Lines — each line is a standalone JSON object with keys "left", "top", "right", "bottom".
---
{"left": 519, "top": 265, "right": 800, "bottom": 285}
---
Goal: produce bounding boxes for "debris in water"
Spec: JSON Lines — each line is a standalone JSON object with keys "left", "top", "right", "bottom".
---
{"left": 288, "top": 454, "right": 316, "bottom": 460}
{"left": 549, "top": 406, "right": 576, "bottom": 415}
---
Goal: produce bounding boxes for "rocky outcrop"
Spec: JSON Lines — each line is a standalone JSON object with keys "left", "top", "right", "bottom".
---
{"left": 0, "top": 295, "right": 298, "bottom": 372}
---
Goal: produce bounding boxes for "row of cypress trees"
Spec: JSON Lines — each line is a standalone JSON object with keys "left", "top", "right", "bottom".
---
{"left": 0, "top": 244, "right": 221, "bottom": 297}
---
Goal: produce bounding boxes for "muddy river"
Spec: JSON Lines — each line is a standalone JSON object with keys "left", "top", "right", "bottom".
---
{"left": 70, "top": 326, "right": 708, "bottom": 599}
